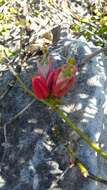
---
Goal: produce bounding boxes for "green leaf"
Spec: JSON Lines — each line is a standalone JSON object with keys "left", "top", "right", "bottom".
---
{"left": 0, "top": 24, "right": 8, "bottom": 34}
{"left": 16, "top": 19, "right": 26, "bottom": 27}
{"left": 0, "top": 45, "right": 16, "bottom": 62}
{"left": 67, "top": 57, "right": 75, "bottom": 65}
{"left": 34, "top": 10, "right": 40, "bottom": 17}
{"left": 8, "top": 7, "right": 17, "bottom": 14}
{"left": 100, "top": 16, "right": 107, "bottom": 26}
{"left": 91, "top": 143, "right": 101, "bottom": 151}
{"left": 97, "top": 26, "right": 107, "bottom": 34}
{"left": 0, "top": 13, "right": 4, "bottom": 20}
{"left": 80, "top": 17, "right": 91, "bottom": 23}
{"left": 78, "top": 162, "right": 89, "bottom": 177}
{"left": 70, "top": 23, "right": 80, "bottom": 32}
{"left": 0, "top": 0, "right": 5, "bottom": 6}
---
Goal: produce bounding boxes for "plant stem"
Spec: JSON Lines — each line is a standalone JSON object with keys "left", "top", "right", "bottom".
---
{"left": 52, "top": 106, "right": 107, "bottom": 159}
{"left": 66, "top": 145, "right": 107, "bottom": 185}
{"left": 50, "top": 115, "right": 107, "bottom": 185}
{"left": 5, "top": 58, "right": 107, "bottom": 160}
{"left": 6, "top": 68, "right": 107, "bottom": 160}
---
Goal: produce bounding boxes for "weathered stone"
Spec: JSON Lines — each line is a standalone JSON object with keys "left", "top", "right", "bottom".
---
{"left": 0, "top": 34, "right": 107, "bottom": 190}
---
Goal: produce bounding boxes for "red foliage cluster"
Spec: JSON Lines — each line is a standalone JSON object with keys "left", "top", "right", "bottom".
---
{"left": 32, "top": 58, "right": 77, "bottom": 100}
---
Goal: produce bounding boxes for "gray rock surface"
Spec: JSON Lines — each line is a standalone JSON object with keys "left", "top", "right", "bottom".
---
{"left": 0, "top": 34, "right": 107, "bottom": 190}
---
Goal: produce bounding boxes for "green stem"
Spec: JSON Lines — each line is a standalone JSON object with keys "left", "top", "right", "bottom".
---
{"left": 15, "top": 75, "right": 35, "bottom": 97}
{"left": 5, "top": 52, "right": 107, "bottom": 184}
{"left": 53, "top": 106, "right": 107, "bottom": 159}
{"left": 66, "top": 146, "right": 107, "bottom": 185}
{"left": 9, "top": 71, "right": 107, "bottom": 160}
{"left": 51, "top": 121, "right": 107, "bottom": 185}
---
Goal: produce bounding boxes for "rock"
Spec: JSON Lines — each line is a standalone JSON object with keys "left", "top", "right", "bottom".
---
{"left": 0, "top": 34, "right": 107, "bottom": 190}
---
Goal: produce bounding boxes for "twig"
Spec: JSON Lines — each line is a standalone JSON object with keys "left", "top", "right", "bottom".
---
{"left": 0, "top": 126, "right": 11, "bottom": 166}
{"left": 0, "top": 65, "right": 21, "bottom": 101}
{"left": 4, "top": 99, "right": 35, "bottom": 127}
{"left": 0, "top": 79, "right": 17, "bottom": 101}
{"left": 67, "top": 146, "right": 107, "bottom": 185}
{"left": 3, "top": 124, "right": 8, "bottom": 144}
{"left": 80, "top": 46, "right": 107, "bottom": 67}
{"left": 0, "top": 81, "right": 15, "bottom": 101}
{"left": 0, "top": 99, "right": 35, "bottom": 167}
{"left": 52, "top": 126, "right": 107, "bottom": 185}
{"left": 4, "top": 50, "right": 35, "bottom": 97}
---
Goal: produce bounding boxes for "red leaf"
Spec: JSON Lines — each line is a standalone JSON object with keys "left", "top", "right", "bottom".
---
{"left": 32, "top": 75, "right": 49, "bottom": 100}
